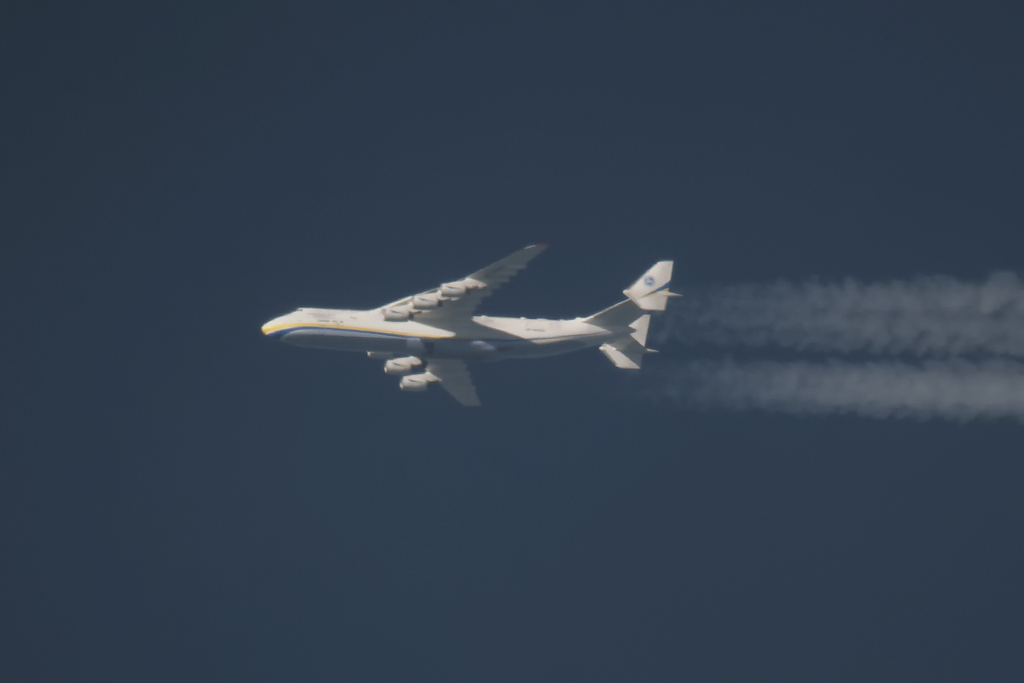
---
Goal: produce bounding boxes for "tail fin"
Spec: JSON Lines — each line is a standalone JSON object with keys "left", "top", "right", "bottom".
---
{"left": 587, "top": 259, "right": 676, "bottom": 369}
{"left": 584, "top": 259, "right": 679, "bottom": 327}
{"left": 624, "top": 260, "right": 678, "bottom": 311}
{"left": 598, "top": 314, "right": 652, "bottom": 370}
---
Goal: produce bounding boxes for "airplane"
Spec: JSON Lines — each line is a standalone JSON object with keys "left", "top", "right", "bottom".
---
{"left": 261, "top": 244, "right": 677, "bottom": 406}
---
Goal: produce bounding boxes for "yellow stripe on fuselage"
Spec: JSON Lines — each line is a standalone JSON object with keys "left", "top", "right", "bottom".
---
{"left": 261, "top": 321, "right": 449, "bottom": 339}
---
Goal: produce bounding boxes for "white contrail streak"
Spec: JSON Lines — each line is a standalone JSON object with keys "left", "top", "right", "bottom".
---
{"left": 658, "top": 272, "right": 1024, "bottom": 357}
{"left": 644, "top": 359, "right": 1024, "bottom": 421}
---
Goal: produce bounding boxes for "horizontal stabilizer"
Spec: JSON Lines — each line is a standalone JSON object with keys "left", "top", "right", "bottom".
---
{"left": 599, "top": 340, "right": 646, "bottom": 370}
{"left": 584, "top": 299, "right": 642, "bottom": 328}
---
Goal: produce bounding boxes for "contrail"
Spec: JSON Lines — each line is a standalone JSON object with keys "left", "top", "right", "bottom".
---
{"left": 643, "top": 359, "right": 1024, "bottom": 422}
{"left": 657, "top": 272, "right": 1024, "bottom": 357}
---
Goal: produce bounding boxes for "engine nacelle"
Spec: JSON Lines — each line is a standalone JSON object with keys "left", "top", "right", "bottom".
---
{"left": 367, "top": 351, "right": 397, "bottom": 359}
{"left": 412, "top": 293, "right": 442, "bottom": 310}
{"left": 384, "top": 356, "right": 423, "bottom": 375}
{"left": 383, "top": 306, "right": 413, "bottom": 321}
{"left": 399, "top": 373, "right": 434, "bottom": 392}
{"left": 440, "top": 281, "right": 467, "bottom": 298}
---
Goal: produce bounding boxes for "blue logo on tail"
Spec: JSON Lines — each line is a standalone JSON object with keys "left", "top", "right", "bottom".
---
{"left": 643, "top": 276, "right": 655, "bottom": 286}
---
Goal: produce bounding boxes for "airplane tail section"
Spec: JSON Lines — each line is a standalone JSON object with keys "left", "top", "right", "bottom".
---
{"left": 624, "top": 260, "right": 677, "bottom": 311}
{"left": 598, "top": 314, "right": 652, "bottom": 369}
{"left": 628, "top": 313, "right": 650, "bottom": 347}
{"left": 586, "top": 260, "right": 678, "bottom": 370}
{"left": 585, "top": 299, "right": 642, "bottom": 328}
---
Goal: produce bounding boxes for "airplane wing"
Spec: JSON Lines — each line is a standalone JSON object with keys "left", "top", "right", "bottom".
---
{"left": 427, "top": 360, "right": 481, "bottom": 407}
{"left": 381, "top": 244, "right": 548, "bottom": 322}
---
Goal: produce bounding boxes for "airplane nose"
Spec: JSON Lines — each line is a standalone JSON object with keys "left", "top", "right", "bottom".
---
{"left": 261, "top": 318, "right": 282, "bottom": 336}
{"left": 262, "top": 313, "right": 298, "bottom": 338}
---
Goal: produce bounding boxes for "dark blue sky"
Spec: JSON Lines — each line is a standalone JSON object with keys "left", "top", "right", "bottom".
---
{"left": 3, "top": 2, "right": 1023, "bottom": 681}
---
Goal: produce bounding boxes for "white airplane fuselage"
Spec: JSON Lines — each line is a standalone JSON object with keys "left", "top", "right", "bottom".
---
{"left": 260, "top": 244, "right": 673, "bottom": 405}
{"left": 261, "top": 308, "right": 617, "bottom": 361}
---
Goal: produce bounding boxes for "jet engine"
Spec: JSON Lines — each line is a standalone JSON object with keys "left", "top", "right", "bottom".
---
{"left": 384, "top": 356, "right": 423, "bottom": 375}
{"left": 439, "top": 281, "right": 467, "bottom": 298}
{"left": 399, "top": 373, "right": 434, "bottom": 391}
{"left": 383, "top": 305, "right": 414, "bottom": 321}
{"left": 412, "top": 293, "right": 442, "bottom": 310}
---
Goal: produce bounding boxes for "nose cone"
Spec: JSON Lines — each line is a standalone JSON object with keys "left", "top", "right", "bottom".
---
{"left": 261, "top": 315, "right": 289, "bottom": 337}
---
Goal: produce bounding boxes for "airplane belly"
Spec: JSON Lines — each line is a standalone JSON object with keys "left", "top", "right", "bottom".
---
{"left": 429, "top": 339, "right": 500, "bottom": 359}
{"left": 277, "top": 327, "right": 607, "bottom": 360}
{"left": 485, "top": 336, "right": 601, "bottom": 360}
{"left": 281, "top": 328, "right": 420, "bottom": 354}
